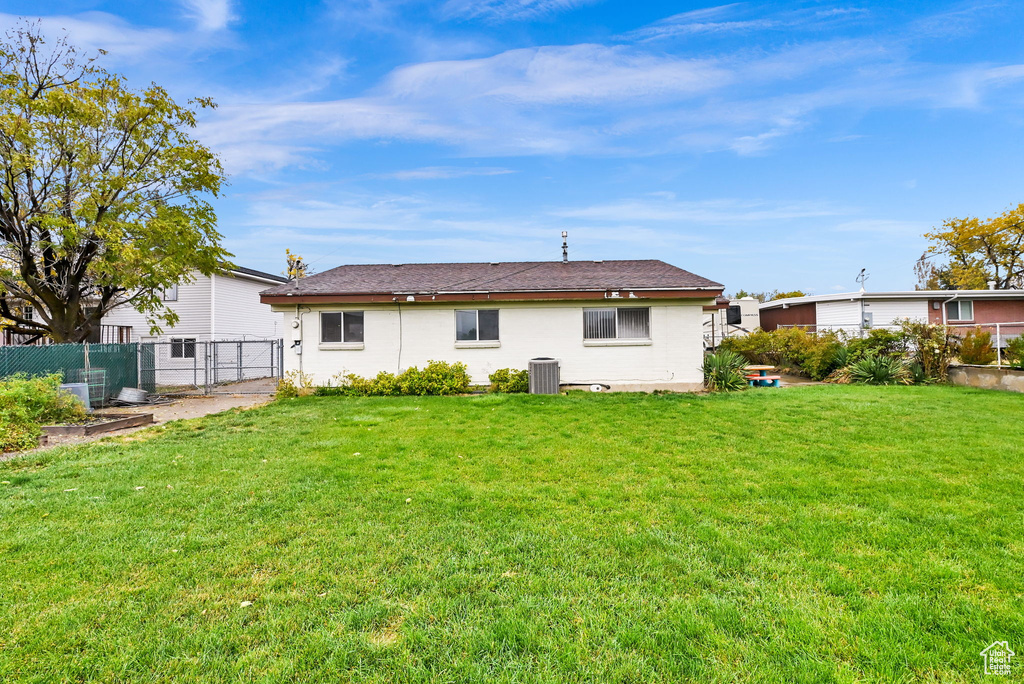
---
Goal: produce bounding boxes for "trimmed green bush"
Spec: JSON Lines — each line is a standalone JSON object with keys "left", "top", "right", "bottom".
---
{"left": 489, "top": 368, "right": 529, "bottom": 393}
{"left": 959, "top": 327, "right": 997, "bottom": 365}
{"left": 319, "top": 361, "right": 471, "bottom": 397}
{"left": 0, "top": 374, "right": 88, "bottom": 452}
{"left": 720, "top": 328, "right": 844, "bottom": 380}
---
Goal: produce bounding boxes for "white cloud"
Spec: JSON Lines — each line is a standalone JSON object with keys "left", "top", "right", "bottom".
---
{"left": 370, "top": 166, "right": 516, "bottom": 180}
{"left": 384, "top": 44, "right": 730, "bottom": 104}
{"left": 441, "top": 0, "right": 597, "bottom": 21}
{"left": 180, "top": 0, "right": 236, "bottom": 31}
{"left": 0, "top": 12, "right": 176, "bottom": 58}
{"left": 186, "top": 9, "right": 1024, "bottom": 173}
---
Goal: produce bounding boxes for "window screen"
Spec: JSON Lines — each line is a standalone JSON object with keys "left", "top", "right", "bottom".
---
{"left": 171, "top": 338, "right": 196, "bottom": 358}
{"left": 343, "top": 312, "right": 364, "bottom": 343}
{"left": 321, "top": 312, "right": 364, "bottom": 343}
{"left": 617, "top": 308, "right": 650, "bottom": 338}
{"left": 478, "top": 310, "right": 499, "bottom": 340}
{"left": 456, "top": 310, "right": 499, "bottom": 341}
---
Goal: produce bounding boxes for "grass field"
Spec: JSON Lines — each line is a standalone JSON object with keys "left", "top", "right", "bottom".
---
{"left": 1, "top": 385, "right": 1022, "bottom": 682}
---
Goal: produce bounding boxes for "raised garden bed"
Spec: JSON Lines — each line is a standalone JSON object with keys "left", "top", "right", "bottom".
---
{"left": 41, "top": 413, "right": 154, "bottom": 438}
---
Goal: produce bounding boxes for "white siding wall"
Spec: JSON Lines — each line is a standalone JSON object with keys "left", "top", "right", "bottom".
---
{"left": 101, "top": 276, "right": 212, "bottom": 341}
{"left": 861, "top": 299, "right": 929, "bottom": 326}
{"left": 101, "top": 272, "right": 283, "bottom": 342}
{"left": 213, "top": 274, "right": 283, "bottom": 340}
{"left": 276, "top": 300, "right": 709, "bottom": 391}
{"left": 815, "top": 300, "right": 861, "bottom": 332}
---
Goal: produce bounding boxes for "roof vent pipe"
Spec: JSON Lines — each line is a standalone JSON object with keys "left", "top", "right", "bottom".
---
{"left": 561, "top": 231, "right": 568, "bottom": 264}
{"left": 988, "top": 280, "right": 996, "bottom": 290}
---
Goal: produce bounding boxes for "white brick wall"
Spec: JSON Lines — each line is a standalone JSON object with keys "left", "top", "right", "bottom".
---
{"left": 274, "top": 299, "right": 710, "bottom": 391}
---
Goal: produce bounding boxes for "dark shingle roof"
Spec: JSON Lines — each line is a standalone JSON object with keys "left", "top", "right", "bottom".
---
{"left": 261, "top": 260, "right": 721, "bottom": 297}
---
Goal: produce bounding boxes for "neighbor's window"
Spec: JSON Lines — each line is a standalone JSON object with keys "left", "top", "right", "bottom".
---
{"left": 163, "top": 284, "right": 178, "bottom": 302}
{"left": 171, "top": 337, "right": 196, "bottom": 359}
{"left": 945, "top": 300, "right": 974, "bottom": 321}
{"left": 456, "top": 310, "right": 499, "bottom": 341}
{"left": 21, "top": 305, "right": 33, "bottom": 321}
{"left": 321, "top": 312, "right": 364, "bottom": 343}
{"left": 583, "top": 307, "right": 650, "bottom": 339}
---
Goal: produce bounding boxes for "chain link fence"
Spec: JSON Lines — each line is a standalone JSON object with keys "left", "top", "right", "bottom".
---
{"left": 0, "top": 343, "right": 138, "bottom": 406}
{"left": 139, "top": 340, "right": 284, "bottom": 394}
{"left": 1, "top": 339, "right": 283, "bottom": 401}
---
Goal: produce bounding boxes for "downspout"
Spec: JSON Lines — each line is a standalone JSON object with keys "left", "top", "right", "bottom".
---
{"left": 940, "top": 292, "right": 959, "bottom": 325}
{"left": 296, "top": 303, "right": 306, "bottom": 373}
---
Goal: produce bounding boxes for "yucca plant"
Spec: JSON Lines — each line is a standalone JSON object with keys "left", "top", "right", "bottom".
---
{"left": 702, "top": 350, "right": 749, "bottom": 391}
{"left": 847, "top": 353, "right": 911, "bottom": 385}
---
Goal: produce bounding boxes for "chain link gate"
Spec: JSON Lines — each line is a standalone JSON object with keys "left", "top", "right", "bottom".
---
{"left": 138, "top": 339, "right": 283, "bottom": 394}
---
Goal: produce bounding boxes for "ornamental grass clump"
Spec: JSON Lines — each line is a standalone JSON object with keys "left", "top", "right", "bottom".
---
{"left": 843, "top": 353, "right": 911, "bottom": 385}
{"left": 702, "top": 350, "right": 749, "bottom": 391}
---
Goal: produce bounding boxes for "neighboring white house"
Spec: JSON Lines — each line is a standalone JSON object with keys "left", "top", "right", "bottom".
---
{"left": 260, "top": 260, "right": 724, "bottom": 392}
{"left": 101, "top": 266, "right": 288, "bottom": 343}
{"left": 759, "top": 289, "right": 1024, "bottom": 337}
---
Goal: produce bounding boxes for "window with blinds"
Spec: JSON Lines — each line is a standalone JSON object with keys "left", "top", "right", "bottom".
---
{"left": 583, "top": 307, "right": 650, "bottom": 340}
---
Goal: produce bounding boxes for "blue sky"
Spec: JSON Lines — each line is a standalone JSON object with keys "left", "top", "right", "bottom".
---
{"left": 5, "top": 1, "right": 1024, "bottom": 294}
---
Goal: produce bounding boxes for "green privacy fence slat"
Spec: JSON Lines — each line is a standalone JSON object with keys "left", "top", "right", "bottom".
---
{"left": 0, "top": 343, "right": 138, "bottom": 404}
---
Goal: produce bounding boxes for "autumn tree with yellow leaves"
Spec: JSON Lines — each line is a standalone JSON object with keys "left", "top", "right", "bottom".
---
{"left": 916, "top": 203, "right": 1024, "bottom": 290}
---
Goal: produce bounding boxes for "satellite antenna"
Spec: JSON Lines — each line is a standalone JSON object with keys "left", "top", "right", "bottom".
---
{"left": 855, "top": 268, "right": 869, "bottom": 293}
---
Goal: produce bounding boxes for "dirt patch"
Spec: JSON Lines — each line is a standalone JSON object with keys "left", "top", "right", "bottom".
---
{"left": 1, "top": 391, "right": 273, "bottom": 461}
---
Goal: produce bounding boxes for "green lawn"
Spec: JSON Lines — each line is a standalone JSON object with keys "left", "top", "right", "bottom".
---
{"left": 1, "top": 385, "right": 1022, "bottom": 683}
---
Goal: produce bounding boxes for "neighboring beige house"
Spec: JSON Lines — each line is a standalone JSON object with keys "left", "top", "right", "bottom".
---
{"left": 101, "top": 267, "right": 288, "bottom": 343}
{"left": 260, "top": 260, "right": 724, "bottom": 392}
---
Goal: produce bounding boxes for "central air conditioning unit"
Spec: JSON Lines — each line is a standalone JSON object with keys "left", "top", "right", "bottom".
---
{"left": 528, "top": 357, "right": 560, "bottom": 394}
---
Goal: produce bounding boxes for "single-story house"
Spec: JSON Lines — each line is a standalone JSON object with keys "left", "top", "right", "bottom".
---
{"left": 760, "top": 289, "right": 1024, "bottom": 338}
{"left": 259, "top": 260, "right": 724, "bottom": 392}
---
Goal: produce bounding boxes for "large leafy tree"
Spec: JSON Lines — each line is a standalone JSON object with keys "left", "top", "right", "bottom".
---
{"left": 0, "top": 25, "right": 230, "bottom": 343}
{"left": 916, "top": 203, "right": 1024, "bottom": 290}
